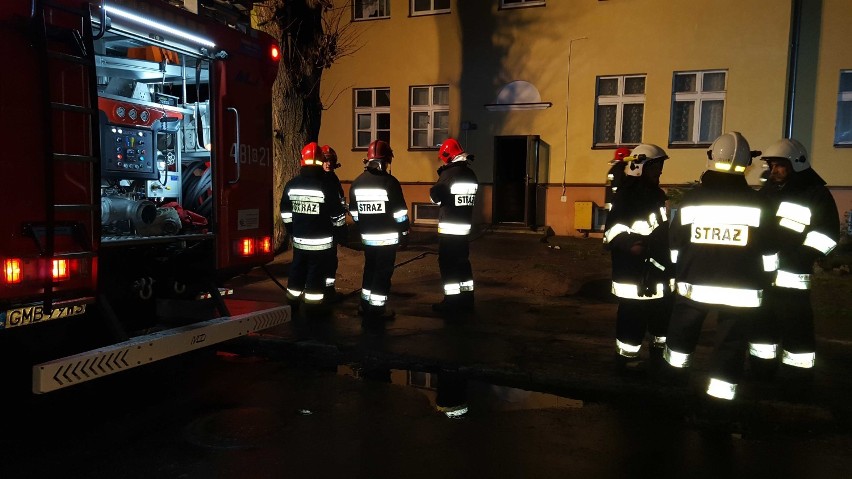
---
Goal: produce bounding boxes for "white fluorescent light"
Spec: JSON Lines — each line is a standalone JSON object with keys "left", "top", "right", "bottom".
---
{"left": 104, "top": 5, "right": 216, "bottom": 49}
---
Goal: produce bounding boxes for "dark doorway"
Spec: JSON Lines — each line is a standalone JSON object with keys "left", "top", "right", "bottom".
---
{"left": 493, "top": 135, "right": 549, "bottom": 228}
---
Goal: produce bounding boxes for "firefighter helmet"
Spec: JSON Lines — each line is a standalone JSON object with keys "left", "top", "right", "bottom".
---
{"left": 613, "top": 147, "right": 631, "bottom": 162}
{"left": 438, "top": 138, "right": 465, "bottom": 164}
{"left": 320, "top": 144, "right": 341, "bottom": 169}
{"left": 624, "top": 144, "right": 668, "bottom": 177}
{"left": 301, "top": 142, "right": 321, "bottom": 167}
{"left": 367, "top": 140, "right": 394, "bottom": 163}
{"left": 706, "top": 131, "right": 756, "bottom": 174}
{"left": 760, "top": 138, "right": 810, "bottom": 173}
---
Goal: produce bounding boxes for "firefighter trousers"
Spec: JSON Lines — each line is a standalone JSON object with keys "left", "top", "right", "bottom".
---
{"left": 326, "top": 242, "right": 339, "bottom": 290}
{"left": 667, "top": 296, "right": 754, "bottom": 385}
{"left": 616, "top": 295, "right": 672, "bottom": 357}
{"left": 749, "top": 286, "right": 815, "bottom": 362}
{"left": 437, "top": 235, "right": 473, "bottom": 305}
{"left": 288, "top": 248, "right": 335, "bottom": 303}
{"left": 361, "top": 244, "right": 397, "bottom": 309}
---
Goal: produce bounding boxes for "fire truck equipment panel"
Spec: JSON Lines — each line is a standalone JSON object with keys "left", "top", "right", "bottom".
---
{"left": 101, "top": 125, "right": 157, "bottom": 180}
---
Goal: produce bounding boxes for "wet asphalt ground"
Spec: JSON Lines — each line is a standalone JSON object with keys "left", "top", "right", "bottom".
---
{"left": 3, "top": 228, "right": 852, "bottom": 478}
{"left": 225, "top": 227, "right": 852, "bottom": 436}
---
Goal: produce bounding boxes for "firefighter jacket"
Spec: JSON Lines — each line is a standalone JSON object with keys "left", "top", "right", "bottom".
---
{"left": 669, "top": 171, "right": 778, "bottom": 308}
{"left": 326, "top": 170, "right": 345, "bottom": 206}
{"left": 349, "top": 165, "right": 410, "bottom": 246}
{"left": 430, "top": 160, "right": 479, "bottom": 236}
{"left": 280, "top": 166, "right": 347, "bottom": 251}
{"left": 760, "top": 168, "right": 839, "bottom": 290}
{"left": 603, "top": 177, "right": 673, "bottom": 300}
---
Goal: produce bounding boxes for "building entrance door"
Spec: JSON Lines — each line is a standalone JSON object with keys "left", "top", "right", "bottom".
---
{"left": 493, "top": 135, "right": 548, "bottom": 228}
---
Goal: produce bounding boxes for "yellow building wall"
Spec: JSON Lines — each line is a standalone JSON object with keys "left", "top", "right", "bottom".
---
{"left": 810, "top": 0, "right": 852, "bottom": 219}
{"left": 321, "top": 0, "right": 850, "bottom": 236}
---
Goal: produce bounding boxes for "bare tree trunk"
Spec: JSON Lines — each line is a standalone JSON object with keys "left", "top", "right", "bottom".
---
{"left": 255, "top": 1, "right": 356, "bottom": 251}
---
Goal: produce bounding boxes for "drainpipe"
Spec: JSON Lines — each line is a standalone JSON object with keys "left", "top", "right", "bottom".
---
{"left": 784, "top": 0, "right": 803, "bottom": 138}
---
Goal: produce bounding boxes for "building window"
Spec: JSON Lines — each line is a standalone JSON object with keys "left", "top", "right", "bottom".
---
{"left": 594, "top": 75, "right": 646, "bottom": 146}
{"left": 354, "top": 0, "right": 390, "bottom": 21}
{"left": 354, "top": 88, "right": 390, "bottom": 148}
{"left": 411, "top": 0, "right": 450, "bottom": 16}
{"left": 834, "top": 70, "right": 852, "bottom": 145}
{"left": 501, "top": 0, "right": 546, "bottom": 8}
{"left": 670, "top": 70, "right": 726, "bottom": 145}
{"left": 410, "top": 85, "right": 449, "bottom": 148}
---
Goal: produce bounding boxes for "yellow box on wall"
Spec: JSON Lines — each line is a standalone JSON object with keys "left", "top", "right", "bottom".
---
{"left": 574, "top": 201, "right": 593, "bottom": 230}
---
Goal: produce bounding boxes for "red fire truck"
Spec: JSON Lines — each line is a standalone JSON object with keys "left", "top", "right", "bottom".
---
{"left": 0, "top": 0, "right": 289, "bottom": 393}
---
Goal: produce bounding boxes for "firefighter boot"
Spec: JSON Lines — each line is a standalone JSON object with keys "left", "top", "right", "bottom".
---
{"left": 324, "top": 286, "right": 343, "bottom": 304}
{"left": 357, "top": 298, "right": 370, "bottom": 317}
{"left": 656, "top": 363, "right": 689, "bottom": 387}
{"left": 287, "top": 300, "right": 301, "bottom": 315}
{"left": 614, "top": 353, "right": 645, "bottom": 377}
{"left": 777, "top": 364, "right": 814, "bottom": 403}
{"left": 433, "top": 295, "right": 473, "bottom": 320}
{"left": 692, "top": 395, "right": 742, "bottom": 435}
{"left": 459, "top": 291, "right": 475, "bottom": 314}
{"left": 649, "top": 345, "right": 665, "bottom": 378}
{"left": 432, "top": 295, "right": 456, "bottom": 316}
{"left": 747, "top": 356, "right": 779, "bottom": 382}
{"left": 303, "top": 301, "right": 332, "bottom": 319}
{"left": 365, "top": 304, "right": 395, "bottom": 321}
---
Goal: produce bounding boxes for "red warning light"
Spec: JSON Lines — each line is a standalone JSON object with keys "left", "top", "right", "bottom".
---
{"left": 270, "top": 44, "right": 280, "bottom": 60}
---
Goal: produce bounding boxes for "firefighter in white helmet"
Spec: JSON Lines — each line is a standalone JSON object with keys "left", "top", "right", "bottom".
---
{"left": 662, "top": 132, "right": 778, "bottom": 406}
{"left": 747, "top": 138, "right": 839, "bottom": 395}
{"left": 603, "top": 144, "right": 674, "bottom": 375}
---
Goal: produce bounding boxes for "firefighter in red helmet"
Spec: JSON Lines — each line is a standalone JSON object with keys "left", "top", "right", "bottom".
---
{"left": 280, "top": 142, "right": 347, "bottom": 316}
{"left": 319, "top": 144, "right": 347, "bottom": 302}
{"left": 349, "top": 140, "right": 409, "bottom": 321}
{"left": 430, "top": 138, "right": 479, "bottom": 317}
{"left": 605, "top": 147, "right": 632, "bottom": 211}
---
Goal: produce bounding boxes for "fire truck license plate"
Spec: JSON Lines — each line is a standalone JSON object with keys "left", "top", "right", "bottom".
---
{"left": 3, "top": 304, "right": 87, "bottom": 328}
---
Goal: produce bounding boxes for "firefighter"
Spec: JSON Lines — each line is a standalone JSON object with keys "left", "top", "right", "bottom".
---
{"left": 748, "top": 139, "right": 839, "bottom": 392}
{"left": 349, "top": 140, "right": 410, "bottom": 321}
{"left": 604, "top": 147, "right": 632, "bottom": 211}
{"left": 663, "top": 131, "right": 778, "bottom": 404}
{"left": 603, "top": 144, "right": 673, "bottom": 374}
{"left": 320, "top": 144, "right": 347, "bottom": 302}
{"left": 280, "top": 142, "right": 347, "bottom": 315}
{"left": 430, "top": 138, "right": 479, "bottom": 317}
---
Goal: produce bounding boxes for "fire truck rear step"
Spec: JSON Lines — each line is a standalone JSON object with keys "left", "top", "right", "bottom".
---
{"left": 32, "top": 305, "right": 291, "bottom": 394}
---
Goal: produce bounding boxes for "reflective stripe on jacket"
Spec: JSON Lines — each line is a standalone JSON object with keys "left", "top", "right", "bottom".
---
{"left": 280, "top": 166, "right": 347, "bottom": 248}
{"left": 669, "top": 171, "right": 778, "bottom": 307}
{"left": 349, "top": 166, "right": 409, "bottom": 246}
{"left": 430, "top": 160, "right": 479, "bottom": 236}
{"left": 760, "top": 168, "right": 839, "bottom": 290}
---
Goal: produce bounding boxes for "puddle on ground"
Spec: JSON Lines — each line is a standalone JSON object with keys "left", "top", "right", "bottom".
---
{"left": 337, "top": 364, "right": 583, "bottom": 418}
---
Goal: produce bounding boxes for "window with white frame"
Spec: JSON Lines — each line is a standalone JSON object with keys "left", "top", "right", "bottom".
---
{"left": 594, "top": 75, "right": 646, "bottom": 146}
{"left": 501, "top": 0, "right": 545, "bottom": 8}
{"left": 410, "top": 85, "right": 449, "bottom": 148}
{"left": 670, "top": 70, "right": 726, "bottom": 145}
{"left": 354, "top": 88, "right": 390, "bottom": 148}
{"left": 354, "top": 0, "right": 390, "bottom": 21}
{"left": 834, "top": 70, "right": 852, "bottom": 145}
{"left": 412, "top": 0, "right": 450, "bottom": 16}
